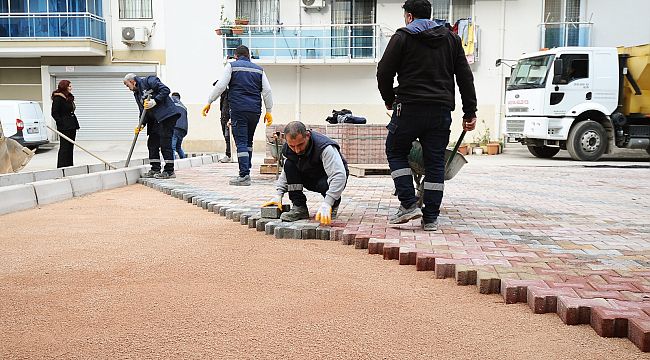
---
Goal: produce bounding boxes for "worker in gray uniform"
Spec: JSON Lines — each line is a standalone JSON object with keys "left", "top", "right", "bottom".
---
{"left": 262, "top": 121, "right": 349, "bottom": 225}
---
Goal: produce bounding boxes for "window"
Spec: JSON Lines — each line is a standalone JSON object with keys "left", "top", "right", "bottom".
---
{"left": 507, "top": 55, "right": 554, "bottom": 90}
{"left": 557, "top": 54, "right": 588, "bottom": 84}
{"left": 542, "top": 0, "right": 585, "bottom": 48}
{"left": 431, "top": 0, "right": 472, "bottom": 23}
{"left": 119, "top": 0, "right": 152, "bottom": 19}
{"left": 10, "top": 0, "right": 27, "bottom": 13}
{"left": 236, "top": 0, "right": 278, "bottom": 26}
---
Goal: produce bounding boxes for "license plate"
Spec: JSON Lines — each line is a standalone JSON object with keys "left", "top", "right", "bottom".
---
{"left": 27, "top": 127, "right": 39, "bottom": 134}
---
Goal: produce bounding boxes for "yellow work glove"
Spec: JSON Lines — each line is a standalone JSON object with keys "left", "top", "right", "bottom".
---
{"left": 315, "top": 202, "right": 332, "bottom": 225}
{"left": 143, "top": 99, "right": 156, "bottom": 110}
{"left": 261, "top": 195, "right": 283, "bottom": 210}
{"left": 201, "top": 104, "right": 211, "bottom": 117}
{"left": 264, "top": 112, "right": 273, "bottom": 126}
{"left": 134, "top": 125, "right": 144, "bottom": 134}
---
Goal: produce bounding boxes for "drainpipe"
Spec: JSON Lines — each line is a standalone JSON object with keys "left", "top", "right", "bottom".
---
{"left": 296, "top": 0, "right": 302, "bottom": 121}
{"left": 496, "top": 0, "right": 506, "bottom": 139}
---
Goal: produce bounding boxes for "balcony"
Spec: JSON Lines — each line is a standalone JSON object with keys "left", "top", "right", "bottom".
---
{"left": 539, "top": 21, "right": 592, "bottom": 49}
{"left": 218, "top": 24, "right": 381, "bottom": 65}
{"left": 0, "top": 13, "right": 107, "bottom": 57}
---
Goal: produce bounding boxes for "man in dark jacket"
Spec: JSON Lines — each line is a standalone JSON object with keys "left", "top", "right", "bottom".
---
{"left": 377, "top": 0, "right": 477, "bottom": 231}
{"left": 202, "top": 45, "right": 274, "bottom": 186}
{"left": 124, "top": 73, "right": 181, "bottom": 179}
{"left": 212, "top": 80, "right": 232, "bottom": 163}
{"left": 262, "top": 121, "right": 349, "bottom": 225}
{"left": 170, "top": 92, "right": 188, "bottom": 159}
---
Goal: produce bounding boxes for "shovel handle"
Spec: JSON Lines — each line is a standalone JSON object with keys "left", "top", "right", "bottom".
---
{"left": 446, "top": 130, "right": 466, "bottom": 169}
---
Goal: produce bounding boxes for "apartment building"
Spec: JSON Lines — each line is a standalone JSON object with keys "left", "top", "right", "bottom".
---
{"left": 0, "top": 0, "right": 648, "bottom": 150}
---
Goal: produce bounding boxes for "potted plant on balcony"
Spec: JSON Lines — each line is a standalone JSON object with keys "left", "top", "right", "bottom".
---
{"left": 232, "top": 25, "right": 244, "bottom": 35}
{"left": 235, "top": 16, "right": 249, "bottom": 25}
{"left": 216, "top": 18, "right": 233, "bottom": 36}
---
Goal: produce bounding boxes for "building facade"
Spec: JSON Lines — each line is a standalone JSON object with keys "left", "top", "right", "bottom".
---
{"left": 0, "top": 0, "right": 648, "bottom": 150}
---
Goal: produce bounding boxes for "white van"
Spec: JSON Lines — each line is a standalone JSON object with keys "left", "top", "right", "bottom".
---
{"left": 0, "top": 101, "right": 49, "bottom": 150}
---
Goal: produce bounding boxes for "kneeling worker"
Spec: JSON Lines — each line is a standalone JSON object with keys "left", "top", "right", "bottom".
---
{"left": 263, "top": 121, "right": 349, "bottom": 225}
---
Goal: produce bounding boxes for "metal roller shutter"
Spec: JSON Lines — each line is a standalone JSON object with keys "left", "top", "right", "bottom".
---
{"left": 56, "top": 76, "right": 140, "bottom": 140}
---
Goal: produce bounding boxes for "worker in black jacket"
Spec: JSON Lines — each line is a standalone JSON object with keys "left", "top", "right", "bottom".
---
{"left": 377, "top": 0, "right": 477, "bottom": 231}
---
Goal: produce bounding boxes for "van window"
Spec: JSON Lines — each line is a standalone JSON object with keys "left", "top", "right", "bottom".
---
{"left": 19, "top": 103, "right": 40, "bottom": 120}
{"left": 559, "top": 54, "right": 589, "bottom": 84}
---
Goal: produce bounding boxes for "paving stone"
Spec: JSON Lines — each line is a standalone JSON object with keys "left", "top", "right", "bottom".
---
{"left": 248, "top": 214, "right": 261, "bottom": 228}
{"left": 455, "top": 265, "right": 478, "bottom": 286}
{"left": 436, "top": 258, "right": 471, "bottom": 279}
{"left": 501, "top": 279, "right": 549, "bottom": 304}
{"left": 477, "top": 272, "right": 501, "bottom": 294}
{"left": 415, "top": 253, "right": 437, "bottom": 271}
{"left": 527, "top": 287, "right": 579, "bottom": 314}
{"left": 383, "top": 244, "right": 401, "bottom": 260}
{"left": 591, "top": 307, "right": 649, "bottom": 338}
{"left": 256, "top": 218, "right": 274, "bottom": 232}
{"left": 316, "top": 226, "right": 331, "bottom": 240}
{"left": 265, "top": 221, "right": 281, "bottom": 235}
{"left": 628, "top": 318, "right": 650, "bottom": 352}
{"left": 301, "top": 224, "right": 319, "bottom": 239}
{"left": 355, "top": 235, "right": 370, "bottom": 250}
{"left": 556, "top": 296, "right": 610, "bottom": 325}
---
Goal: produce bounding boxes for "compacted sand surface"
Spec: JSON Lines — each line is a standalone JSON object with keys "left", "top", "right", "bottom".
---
{"left": 0, "top": 187, "right": 644, "bottom": 359}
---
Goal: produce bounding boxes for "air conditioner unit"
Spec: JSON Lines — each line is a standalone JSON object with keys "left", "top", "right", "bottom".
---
{"left": 301, "top": 0, "right": 325, "bottom": 9}
{"left": 121, "top": 26, "right": 150, "bottom": 44}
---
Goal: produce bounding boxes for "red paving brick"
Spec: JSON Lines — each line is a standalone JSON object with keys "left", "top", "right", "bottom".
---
{"left": 140, "top": 157, "right": 650, "bottom": 352}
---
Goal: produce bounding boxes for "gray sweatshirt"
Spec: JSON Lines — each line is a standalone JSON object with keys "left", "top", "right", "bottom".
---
{"left": 276, "top": 145, "right": 347, "bottom": 207}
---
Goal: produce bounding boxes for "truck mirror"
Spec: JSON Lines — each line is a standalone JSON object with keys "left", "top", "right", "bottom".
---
{"left": 552, "top": 59, "right": 563, "bottom": 84}
{"left": 495, "top": 59, "right": 502, "bottom": 67}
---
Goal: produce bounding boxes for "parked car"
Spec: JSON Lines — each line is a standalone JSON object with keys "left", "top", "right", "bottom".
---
{"left": 0, "top": 101, "right": 49, "bottom": 150}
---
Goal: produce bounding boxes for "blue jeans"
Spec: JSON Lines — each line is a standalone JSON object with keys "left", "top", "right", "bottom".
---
{"left": 385, "top": 103, "right": 451, "bottom": 222}
{"left": 231, "top": 110, "right": 260, "bottom": 177}
{"left": 171, "top": 128, "right": 186, "bottom": 159}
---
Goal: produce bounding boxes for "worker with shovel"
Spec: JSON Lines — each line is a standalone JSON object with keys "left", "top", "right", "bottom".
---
{"left": 377, "top": 0, "right": 477, "bottom": 231}
{"left": 124, "top": 73, "right": 181, "bottom": 179}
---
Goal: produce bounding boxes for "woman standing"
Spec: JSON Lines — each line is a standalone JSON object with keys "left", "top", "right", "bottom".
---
{"left": 51, "top": 80, "right": 80, "bottom": 168}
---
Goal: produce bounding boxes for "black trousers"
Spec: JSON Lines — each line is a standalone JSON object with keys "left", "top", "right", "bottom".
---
{"left": 146, "top": 118, "right": 175, "bottom": 173}
{"left": 284, "top": 159, "right": 345, "bottom": 208}
{"left": 57, "top": 129, "right": 76, "bottom": 168}
{"left": 385, "top": 103, "right": 451, "bottom": 222}
{"left": 220, "top": 117, "right": 231, "bottom": 158}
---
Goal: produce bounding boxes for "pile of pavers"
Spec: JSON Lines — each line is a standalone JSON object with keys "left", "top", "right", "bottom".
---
{"left": 142, "top": 161, "right": 650, "bottom": 352}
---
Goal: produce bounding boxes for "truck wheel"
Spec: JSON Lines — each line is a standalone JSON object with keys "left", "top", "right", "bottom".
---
{"left": 566, "top": 120, "right": 607, "bottom": 161}
{"left": 527, "top": 146, "right": 560, "bottom": 158}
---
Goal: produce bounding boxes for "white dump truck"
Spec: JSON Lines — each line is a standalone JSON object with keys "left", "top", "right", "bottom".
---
{"left": 503, "top": 44, "right": 649, "bottom": 161}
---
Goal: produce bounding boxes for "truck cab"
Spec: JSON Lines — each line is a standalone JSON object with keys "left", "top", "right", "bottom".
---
{"left": 504, "top": 45, "right": 649, "bottom": 161}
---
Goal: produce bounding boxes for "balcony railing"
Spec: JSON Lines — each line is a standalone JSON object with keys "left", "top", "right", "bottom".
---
{"left": 0, "top": 12, "right": 106, "bottom": 43}
{"left": 539, "top": 21, "right": 592, "bottom": 49}
{"left": 219, "top": 24, "right": 381, "bottom": 64}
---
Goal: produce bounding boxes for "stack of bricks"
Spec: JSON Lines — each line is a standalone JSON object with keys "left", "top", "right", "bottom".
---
{"left": 326, "top": 124, "right": 387, "bottom": 164}
{"left": 265, "top": 123, "right": 387, "bottom": 164}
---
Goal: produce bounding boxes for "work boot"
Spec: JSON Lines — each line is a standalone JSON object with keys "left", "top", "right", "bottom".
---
{"left": 280, "top": 205, "right": 309, "bottom": 222}
{"left": 388, "top": 204, "right": 422, "bottom": 224}
{"left": 142, "top": 169, "right": 160, "bottom": 178}
{"left": 154, "top": 171, "right": 176, "bottom": 179}
{"left": 229, "top": 174, "right": 251, "bottom": 186}
{"left": 219, "top": 155, "right": 231, "bottom": 163}
{"left": 421, "top": 218, "right": 439, "bottom": 232}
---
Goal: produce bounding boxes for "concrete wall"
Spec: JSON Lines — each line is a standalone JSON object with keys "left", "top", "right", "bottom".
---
{"left": 587, "top": 0, "right": 650, "bottom": 48}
